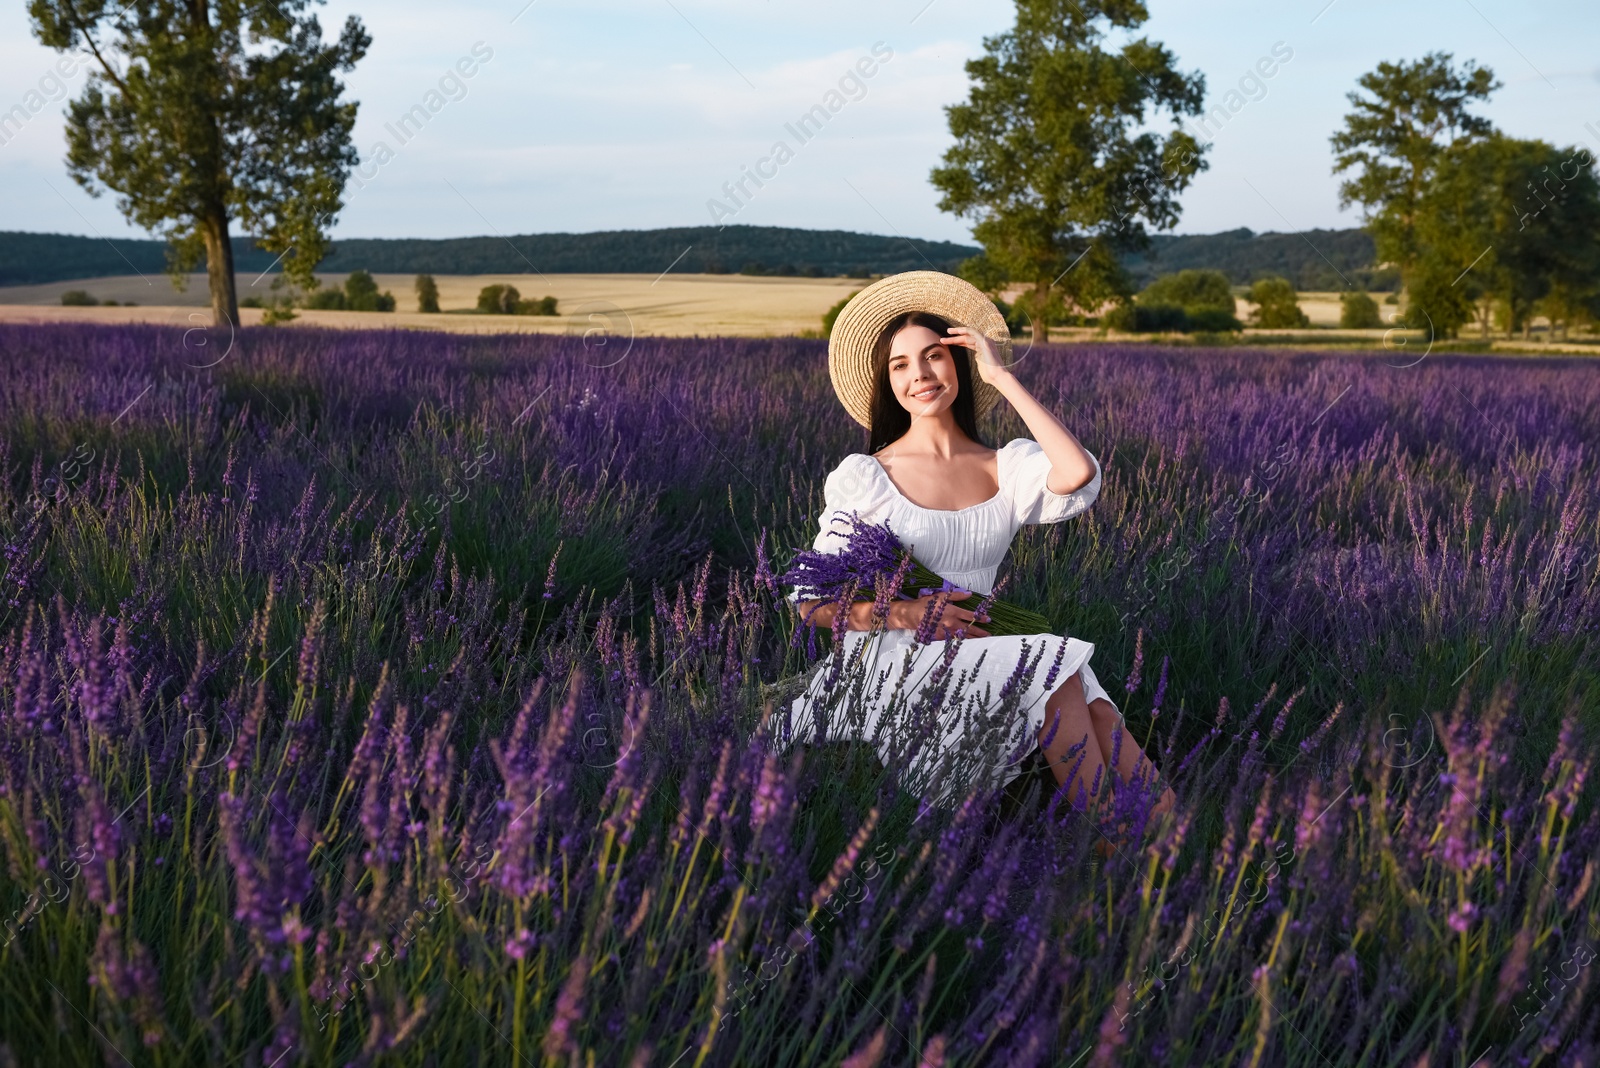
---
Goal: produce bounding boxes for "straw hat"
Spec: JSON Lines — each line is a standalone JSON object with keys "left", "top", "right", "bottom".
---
{"left": 827, "top": 270, "right": 1013, "bottom": 429}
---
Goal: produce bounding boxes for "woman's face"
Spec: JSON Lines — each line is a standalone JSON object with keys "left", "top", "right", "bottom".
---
{"left": 886, "top": 323, "right": 958, "bottom": 418}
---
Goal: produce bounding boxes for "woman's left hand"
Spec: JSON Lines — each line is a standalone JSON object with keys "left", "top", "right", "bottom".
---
{"left": 944, "top": 325, "right": 1013, "bottom": 388}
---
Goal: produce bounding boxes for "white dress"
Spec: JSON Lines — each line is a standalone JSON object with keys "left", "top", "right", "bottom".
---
{"left": 781, "top": 438, "right": 1121, "bottom": 803}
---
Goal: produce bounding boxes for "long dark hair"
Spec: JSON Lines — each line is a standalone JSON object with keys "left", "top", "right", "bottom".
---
{"left": 866, "top": 311, "right": 990, "bottom": 454}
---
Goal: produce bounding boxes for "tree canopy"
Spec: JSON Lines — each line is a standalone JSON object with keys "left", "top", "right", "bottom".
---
{"left": 28, "top": 0, "right": 370, "bottom": 327}
{"left": 1408, "top": 134, "right": 1600, "bottom": 337}
{"left": 415, "top": 274, "right": 441, "bottom": 314}
{"left": 1139, "top": 269, "right": 1234, "bottom": 314}
{"left": 1332, "top": 53, "right": 1600, "bottom": 340}
{"left": 1340, "top": 291, "right": 1383, "bottom": 329}
{"left": 1246, "top": 276, "right": 1310, "bottom": 329}
{"left": 931, "top": 0, "right": 1209, "bottom": 343}
{"left": 1330, "top": 52, "right": 1498, "bottom": 284}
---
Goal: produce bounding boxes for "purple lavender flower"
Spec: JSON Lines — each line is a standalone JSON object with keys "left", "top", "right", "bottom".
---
{"left": 542, "top": 951, "right": 591, "bottom": 1062}
{"left": 543, "top": 540, "right": 563, "bottom": 600}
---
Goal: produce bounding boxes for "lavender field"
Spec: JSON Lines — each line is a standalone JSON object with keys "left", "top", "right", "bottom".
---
{"left": 0, "top": 321, "right": 1596, "bottom": 1067}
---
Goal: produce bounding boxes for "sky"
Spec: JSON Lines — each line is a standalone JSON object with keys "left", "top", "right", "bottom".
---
{"left": 1, "top": 0, "right": 1597, "bottom": 247}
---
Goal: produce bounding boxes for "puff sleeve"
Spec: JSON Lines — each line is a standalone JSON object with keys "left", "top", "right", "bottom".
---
{"left": 785, "top": 455, "right": 892, "bottom": 604}
{"left": 1006, "top": 437, "right": 1101, "bottom": 527}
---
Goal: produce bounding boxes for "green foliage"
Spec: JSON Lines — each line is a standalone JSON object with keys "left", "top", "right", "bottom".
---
{"left": 1405, "top": 134, "right": 1600, "bottom": 338}
{"left": 1139, "top": 269, "right": 1235, "bottom": 315}
{"left": 305, "top": 287, "right": 346, "bottom": 311}
{"left": 261, "top": 301, "right": 298, "bottom": 325}
{"left": 929, "top": 0, "right": 1210, "bottom": 342}
{"left": 1340, "top": 291, "right": 1383, "bottom": 328}
{"left": 1105, "top": 302, "right": 1188, "bottom": 333}
{"left": 514, "top": 296, "right": 559, "bottom": 316}
{"left": 1246, "top": 276, "right": 1310, "bottom": 328}
{"left": 342, "top": 270, "right": 395, "bottom": 312}
{"left": 6, "top": 226, "right": 1411, "bottom": 295}
{"left": 990, "top": 297, "right": 1035, "bottom": 335}
{"left": 415, "top": 274, "right": 441, "bottom": 314}
{"left": 1184, "top": 307, "right": 1244, "bottom": 332}
{"left": 473, "top": 285, "right": 555, "bottom": 316}
{"left": 477, "top": 284, "right": 521, "bottom": 315}
{"left": 1330, "top": 51, "right": 1499, "bottom": 291}
{"left": 1477, "top": 138, "right": 1600, "bottom": 337}
{"left": 1106, "top": 270, "right": 1244, "bottom": 333}
{"left": 957, "top": 253, "right": 1010, "bottom": 300}
{"left": 822, "top": 292, "right": 860, "bottom": 337}
{"left": 28, "top": 0, "right": 371, "bottom": 325}
{"left": 344, "top": 269, "right": 379, "bottom": 310}
{"left": 1121, "top": 227, "right": 1391, "bottom": 292}
{"left": 59, "top": 290, "right": 97, "bottom": 306}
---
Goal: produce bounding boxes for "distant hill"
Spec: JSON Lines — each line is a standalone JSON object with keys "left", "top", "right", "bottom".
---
{"left": 1125, "top": 227, "right": 1393, "bottom": 291}
{"left": 0, "top": 226, "right": 978, "bottom": 288}
{"left": 0, "top": 223, "right": 1391, "bottom": 291}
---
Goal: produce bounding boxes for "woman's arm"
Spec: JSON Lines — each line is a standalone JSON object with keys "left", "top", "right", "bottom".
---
{"left": 795, "top": 598, "right": 888, "bottom": 632}
{"left": 795, "top": 593, "right": 987, "bottom": 637}
{"left": 942, "top": 324, "right": 1097, "bottom": 495}
{"left": 992, "top": 376, "right": 1097, "bottom": 495}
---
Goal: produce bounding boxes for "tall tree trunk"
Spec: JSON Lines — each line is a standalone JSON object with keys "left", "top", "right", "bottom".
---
{"left": 201, "top": 205, "right": 238, "bottom": 329}
{"left": 1031, "top": 279, "right": 1050, "bottom": 345}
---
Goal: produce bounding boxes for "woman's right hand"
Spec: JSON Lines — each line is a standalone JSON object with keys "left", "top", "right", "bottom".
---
{"left": 889, "top": 589, "right": 991, "bottom": 640}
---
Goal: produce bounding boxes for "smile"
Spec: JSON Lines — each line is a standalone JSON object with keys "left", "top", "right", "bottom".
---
{"left": 910, "top": 385, "right": 943, "bottom": 401}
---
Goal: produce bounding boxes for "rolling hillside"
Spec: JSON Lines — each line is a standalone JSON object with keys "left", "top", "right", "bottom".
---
{"left": 0, "top": 224, "right": 1388, "bottom": 290}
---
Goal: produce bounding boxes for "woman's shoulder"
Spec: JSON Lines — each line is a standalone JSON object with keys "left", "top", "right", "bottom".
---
{"left": 995, "top": 437, "right": 1038, "bottom": 478}
{"left": 822, "top": 452, "right": 889, "bottom": 508}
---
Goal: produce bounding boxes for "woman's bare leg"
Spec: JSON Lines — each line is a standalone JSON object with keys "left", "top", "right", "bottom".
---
{"left": 1038, "top": 670, "right": 1110, "bottom": 815}
{"left": 1088, "top": 697, "right": 1176, "bottom": 821}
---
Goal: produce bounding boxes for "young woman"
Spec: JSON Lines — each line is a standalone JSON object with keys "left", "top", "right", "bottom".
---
{"left": 785, "top": 271, "right": 1175, "bottom": 839}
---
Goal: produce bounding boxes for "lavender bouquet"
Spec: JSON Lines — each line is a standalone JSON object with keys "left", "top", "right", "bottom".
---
{"left": 778, "top": 509, "right": 1054, "bottom": 638}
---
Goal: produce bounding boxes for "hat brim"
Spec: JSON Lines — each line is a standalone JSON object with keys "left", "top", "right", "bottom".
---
{"left": 827, "top": 271, "right": 1012, "bottom": 429}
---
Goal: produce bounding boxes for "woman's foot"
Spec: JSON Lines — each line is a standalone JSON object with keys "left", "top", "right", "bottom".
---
{"left": 1150, "top": 783, "right": 1177, "bottom": 822}
{"left": 1092, "top": 778, "right": 1177, "bottom": 857}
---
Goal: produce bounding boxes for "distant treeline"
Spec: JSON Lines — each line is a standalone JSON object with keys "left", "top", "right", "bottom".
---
{"left": 0, "top": 226, "right": 975, "bottom": 286}
{"left": 0, "top": 224, "right": 1387, "bottom": 290}
{"left": 1125, "top": 227, "right": 1392, "bottom": 291}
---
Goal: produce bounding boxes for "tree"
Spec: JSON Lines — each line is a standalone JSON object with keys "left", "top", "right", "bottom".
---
{"left": 299, "top": 271, "right": 387, "bottom": 311}
{"left": 1105, "top": 268, "right": 1242, "bottom": 332}
{"left": 28, "top": 0, "right": 370, "bottom": 328}
{"left": 1407, "top": 134, "right": 1600, "bottom": 338}
{"left": 1247, "top": 276, "right": 1310, "bottom": 328}
{"left": 1104, "top": 302, "right": 1187, "bottom": 333}
{"left": 957, "top": 253, "right": 1010, "bottom": 302}
{"left": 1340, "top": 291, "right": 1382, "bottom": 328}
{"left": 416, "top": 274, "right": 440, "bottom": 314}
{"left": 514, "top": 295, "right": 558, "bottom": 315}
{"left": 477, "top": 284, "right": 520, "bottom": 315}
{"left": 1484, "top": 139, "right": 1600, "bottom": 339}
{"left": 930, "top": 0, "right": 1208, "bottom": 344}
{"left": 304, "top": 280, "right": 346, "bottom": 310}
{"left": 343, "top": 269, "right": 393, "bottom": 311}
{"left": 1330, "top": 52, "right": 1498, "bottom": 297}
{"left": 1139, "top": 269, "right": 1234, "bottom": 314}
